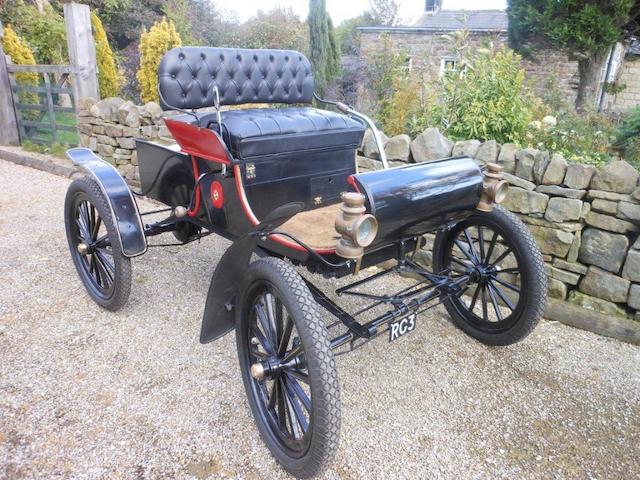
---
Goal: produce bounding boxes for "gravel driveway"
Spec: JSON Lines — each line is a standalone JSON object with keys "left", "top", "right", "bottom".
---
{"left": 1, "top": 159, "right": 639, "bottom": 480}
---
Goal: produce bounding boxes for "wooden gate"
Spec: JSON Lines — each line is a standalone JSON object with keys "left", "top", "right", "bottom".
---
{"left": 6, "top": 64, "right": 79, "bottom": 146}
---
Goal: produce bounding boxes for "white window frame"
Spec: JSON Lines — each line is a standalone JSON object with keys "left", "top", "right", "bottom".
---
{"left": 440, "top": 57, "right": 459, "bottom": 77}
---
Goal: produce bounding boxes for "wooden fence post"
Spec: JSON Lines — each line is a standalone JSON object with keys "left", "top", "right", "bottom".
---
{"left": 0, "top": 22, "right": 21, "bottom": 146}
{"left": 63, "top": 3, "right": 99, "bottom": 105}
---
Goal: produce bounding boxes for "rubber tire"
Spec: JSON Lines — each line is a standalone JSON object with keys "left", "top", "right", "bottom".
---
{"left": 433, "top": 206, "right": 547, "bottom": 346}
{"left": 64, "top": 176, "right": 132, "bottom": 311}
{"left": 236, "top": 258, "right": 340, "bottom": 479}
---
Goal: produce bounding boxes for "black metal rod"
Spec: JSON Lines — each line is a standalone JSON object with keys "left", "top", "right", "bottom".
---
{"left": 329, "top": 287, "right": 442, "bottom": 350}
{"left": 335, "top": 266, "right": 396, "bottom": 294}
{"left": 328, "top": 274, "right": 470, "bottom": 351}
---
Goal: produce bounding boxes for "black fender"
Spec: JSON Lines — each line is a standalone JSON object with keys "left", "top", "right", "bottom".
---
{"left": 199, "top": 202, "right": 304, "bottom": 344}
{"left": 66, "top": 147, "right": 147, "bottom": 257}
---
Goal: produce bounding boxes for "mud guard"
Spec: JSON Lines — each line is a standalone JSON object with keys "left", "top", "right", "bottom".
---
{"left": 66, "top": 147, "right": 147, "bottom": 257}
{"left": 199, "top": 202, "right": 305, "bottom": 344}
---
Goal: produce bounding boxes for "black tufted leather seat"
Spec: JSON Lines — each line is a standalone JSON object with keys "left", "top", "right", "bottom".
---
{"left": 209, "top": 108, "right": 365, "bottom": 159}
{"left": 158, "top": 47, "right": 315, "bottom": 109}
{"left": 158, "top": 47, "right": 365, "bottom": 160}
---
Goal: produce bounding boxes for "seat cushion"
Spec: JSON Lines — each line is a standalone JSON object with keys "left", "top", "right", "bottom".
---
{"left": 209, "top": 107, "right": 366, "bottom": 159}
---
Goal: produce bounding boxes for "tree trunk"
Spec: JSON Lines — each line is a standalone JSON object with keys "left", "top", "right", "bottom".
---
{"left": 575, "top": 50, "right": 607, "bottom": 111}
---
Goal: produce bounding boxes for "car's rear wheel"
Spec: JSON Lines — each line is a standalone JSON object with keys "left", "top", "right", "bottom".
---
{"left": 236, "top": 258, "right": 340, "bottom": 478}
{"left": 433, "top": 206, "right": 547, "bottom": 345}
{"left": 64, "top": 176, "right": 131, "bottom": 311}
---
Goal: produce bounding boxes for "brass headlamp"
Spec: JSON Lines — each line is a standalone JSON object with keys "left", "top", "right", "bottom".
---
{"left": 477, "top": 162, "right": 509, "bottom": 212}
{"left": 335, "top": 192, "right": 378, "bottom": 259}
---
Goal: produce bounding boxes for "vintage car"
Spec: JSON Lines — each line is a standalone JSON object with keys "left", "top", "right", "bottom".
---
{"left": 63, "top": 47, "right": 547, "bottom": 478}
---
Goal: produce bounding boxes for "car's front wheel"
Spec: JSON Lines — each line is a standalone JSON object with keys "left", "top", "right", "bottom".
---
{"left": 433, "top": 206, "right": 547, "bottom": 346}
{"left": 236, "top": 258, "right": 340, "bottom": 478}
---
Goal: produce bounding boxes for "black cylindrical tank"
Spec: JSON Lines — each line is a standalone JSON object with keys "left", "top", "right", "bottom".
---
{"left": 352, "top": 156, "right": 484, "bottom": 245}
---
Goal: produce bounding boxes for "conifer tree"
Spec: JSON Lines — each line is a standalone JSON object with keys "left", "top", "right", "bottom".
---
{"left": 91, "top": 12, "right": 120, "bottom": 98}
{"left": 137, "top": 18, "right": 182, "bottom": 103}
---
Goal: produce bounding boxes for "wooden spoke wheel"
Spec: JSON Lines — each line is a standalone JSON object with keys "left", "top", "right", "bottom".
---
{"left": 236, "top": 258, "right": 340, "bottom": 478}
{"left": 64, "top": 176, "right": 131, "bottom": 311}
{"left": 433, "top": 206, "right": 547, "bottom": 345}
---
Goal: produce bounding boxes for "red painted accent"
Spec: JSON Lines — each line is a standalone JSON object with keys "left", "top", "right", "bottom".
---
{"left": 164, "top": 118, "right": 231, "bottom": 165}
{"left": 187, "top": 155, "right": 201, "bottom": 217}
{"left": 232, "top": 165, "right": 335, "bottom": 255}
{"left": 347, "top": 175, "right": 361, "bottom": 193}
{"left": 210, "top": 181, "right": 224, "bottom": 209}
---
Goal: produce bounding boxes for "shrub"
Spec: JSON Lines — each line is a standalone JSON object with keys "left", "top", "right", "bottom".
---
{"left": 137, "top": 18, "right": 181, "bottom": 103}
{"left": 365, "top": 35, "right": 418, "bottom": 134}
{"left": 527, "top": 110, "right": 616, "bottom": 166}
{"left": 615, "top": 106, "right": 640, "bottom": 168}
{"left": 91, "top": 12, "right": 120, "bottom": 99}
{"left": 1, "top": 25, "right": 39, "bottom": 105}
{"left": 433, "top": 39, "right": 534, "bottom": 143}
{"left": 367, "top": 31, "right": 534, "bottom": 143}
{"left": 1, "top": 2, "right": 67, "bottom": 64}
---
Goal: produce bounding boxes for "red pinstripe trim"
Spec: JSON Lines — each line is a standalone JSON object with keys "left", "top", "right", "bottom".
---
{"left": 187, "top": 155, "right": 201, "bottom": 217}
{"left": 233, "top": 165, "right": 335, "bottom": 255}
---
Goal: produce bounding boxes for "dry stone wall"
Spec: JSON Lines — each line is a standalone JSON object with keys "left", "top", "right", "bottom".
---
{"left": 76, "top": 97, "right": 175, "bottom": 183}
{"left": 358, "top": 127, "right": 640, "bottom": 322}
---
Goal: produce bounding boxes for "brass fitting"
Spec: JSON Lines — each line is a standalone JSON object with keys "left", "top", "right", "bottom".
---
{"left": 335, "top": 192, "right": 378, "bottom": 259}
{"left": 477, "top": 162, "right": 509, "bottom": 212}
{"left": 77, "top": 242, "right": 89, "bottom": 256}
{"left": 250, "top": 362, "right": 265, "bottom": 381}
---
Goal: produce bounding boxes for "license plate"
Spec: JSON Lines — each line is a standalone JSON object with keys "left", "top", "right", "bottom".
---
{"left": 389, "top": 313, "right": 417, "bottom": 342}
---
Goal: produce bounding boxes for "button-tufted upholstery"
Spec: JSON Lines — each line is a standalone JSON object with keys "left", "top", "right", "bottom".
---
{"left": 209, "top": 108, "right": 366, "bottom": 159}
{"left": 158, "top": 47, "right": 314, "bottom": 110}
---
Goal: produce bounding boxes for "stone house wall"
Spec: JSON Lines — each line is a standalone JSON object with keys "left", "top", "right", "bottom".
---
{"left": 75, "top": 96, "right": 640, "bottom": 322}
{"left": 608, "top": 58, "right": 640, "bottom": 113}
{"left": 359, "top": 31, "right": 580, "bottom": 106}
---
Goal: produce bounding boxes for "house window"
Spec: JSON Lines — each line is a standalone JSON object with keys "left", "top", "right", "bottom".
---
{"left": 402, "top": 56, "right": 414, "bottom": 72}
{"left": 440, "top": 57, "right": 458, "bottom": 76}
{"left": 425, "top": 0, "right": 442, "bottom": 13}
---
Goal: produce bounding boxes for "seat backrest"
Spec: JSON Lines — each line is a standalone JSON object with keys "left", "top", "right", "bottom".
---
{"left": 157, "top": 47, "right": 315, "bottom": 111}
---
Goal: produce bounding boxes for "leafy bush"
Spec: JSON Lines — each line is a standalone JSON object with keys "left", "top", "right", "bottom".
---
{"left": 1, "top": 25, "right": 39, "bottom": 106}
{"left": 239, "top": 7, "right": 308, "bottom": 52}
{"left": 0, "top": 1, "right": 67, "bottom": 64}
{"left": 615, "top": 106, "right": 640, "bottom": 168}
{"left": 91, "top": 12, "right": 120, "bottom": 98}
{"left": 432, "top": 37, "right": 534, "bottom": 143}
{"left": 137, "top": 18, "right": 181, "bottom": 104}
{"left": 526, "top": 110, "right": 616, "bottom": 166}
{"left": 366, "top": 31, "right": 534, "bottom": 143}
{"left": 365, "top": 35, "right": 418, "bottom": 135}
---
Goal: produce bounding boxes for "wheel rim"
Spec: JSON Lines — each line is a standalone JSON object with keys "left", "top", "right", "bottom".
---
{"left": 70, "top": 194, "right": 116, "bottom": 300}
{"left": 242, "top": 281, "right": 313, "bottom": 457}
{"left": 441, "top": 220, "right": 526, "bottom": 333}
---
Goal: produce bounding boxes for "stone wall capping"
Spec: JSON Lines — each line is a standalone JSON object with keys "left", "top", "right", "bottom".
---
{"left": 541, "top": 153, "right": 568, "bottom": 185}
{"left": 564, "top": 164, "right": 596, "bottom": 189}
{"left": 590, "top": 160, "right": 639, "bottom": 194}
{"left": 515, "top": 148, "right": 538, "bottom": 181}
